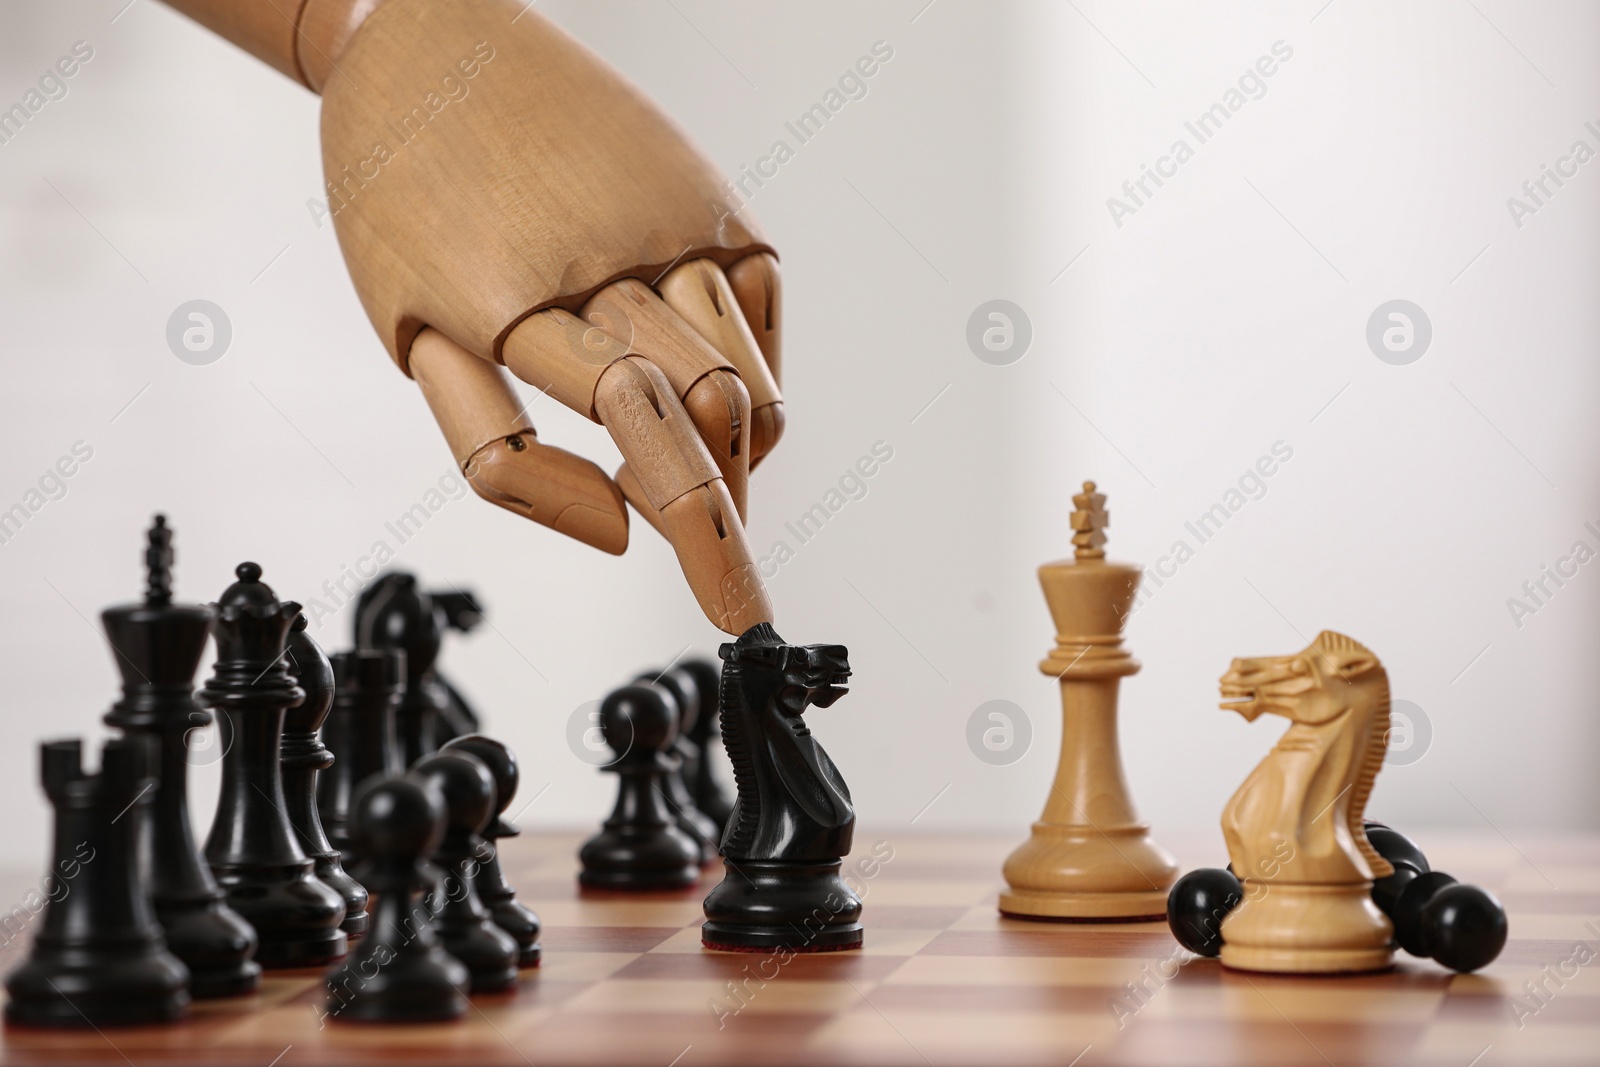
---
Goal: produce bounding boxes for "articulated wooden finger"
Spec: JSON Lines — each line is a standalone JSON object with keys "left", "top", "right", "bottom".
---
{"left": 411, "top": 328, "right": 627, "bottom": 554}
{"left": 502, "top": 306, "right": 630, "bottom": 421}
{"left": 659, "top": 258, "right": 785, "bottom": 469}
{"left": 582, "top": 280, "right": 750, "bottom": 516}
{"left": 659, "top": 484, "right": 772, "bottom": 634}
{"left": 727, "top": 253, "right": 782, "bottom": 389}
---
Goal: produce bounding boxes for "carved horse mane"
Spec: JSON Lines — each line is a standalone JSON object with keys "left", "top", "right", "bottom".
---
{"left": 1318, "top": 632, "right": 1391, "bottom": 877}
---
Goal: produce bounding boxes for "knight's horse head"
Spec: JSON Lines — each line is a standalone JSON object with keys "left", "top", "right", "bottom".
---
{"left": 1218, "top": 630, "right": 1384, "bottom": 725}
{"left": 720, "top": 623, "right": 851, "bottom": 716}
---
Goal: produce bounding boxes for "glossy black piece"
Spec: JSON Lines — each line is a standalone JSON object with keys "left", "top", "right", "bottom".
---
{"left": 700, "top": 625, "right": 862, "bottom": 952}
{"left": 201, "top": 563, "right": 347, "bottom": 969}
{"left": 5, "top": 737, "right": 190, "bottom": 1027}
{"left": 680, "top": 657, "right": 734, "bottom": 829}
{"left": 284, "top": 618, "right": 369, "bottom": 940}
{"left": 1364, "top": 822, "right": 1431, "bottom": 874}
{"left": 100, "top": 516, "right": 260, "bottom": 999}
{"left": 319, "top": 648, "right": 406, "bottom": 860}
{"left": 440, "top": 735, "right": 541, "bottom": 967}
{"left": 354, "top": 573, "right": 483, "bottom": 760}
{"left": 579, "top": 685, "right": 702, "bottom": 891}
{"left": 412, "top": 752, "right": 518, "bottom": 993}
{"left": 1165, "top": 868, "right": 1244, "bottom": 958}
{"left": 325, "top": 774, "right": 468, "bottom": 1023}
{"left": 1388, "top": 869, "right": 1507, "bottom": 972}
{"left": 635, "top": 669, "right": 720, "bottom": 864}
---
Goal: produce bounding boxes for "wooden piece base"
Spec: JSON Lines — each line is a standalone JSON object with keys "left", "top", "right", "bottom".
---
{"left": 999, "top": 824, "right": 1177, "bottom": 920}
{"left": 1220, "top": 881, "right": 1394, "bottom": 974}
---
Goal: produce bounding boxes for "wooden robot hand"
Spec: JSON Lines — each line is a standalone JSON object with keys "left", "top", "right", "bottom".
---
{"left": 159, "top": 0, "right": 784, "bottom": 634}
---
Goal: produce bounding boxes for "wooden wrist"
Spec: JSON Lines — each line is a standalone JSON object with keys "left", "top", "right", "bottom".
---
{"left": 159, "top": 0, "right": 385, "bottom": 92}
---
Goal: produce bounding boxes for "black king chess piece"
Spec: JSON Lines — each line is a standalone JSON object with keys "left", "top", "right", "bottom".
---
{"left": 100, "top": 516, "right": 260, "bottom": 998}
{"left": 701, "top": 624, "right": 862, "bottom": 952}
{"left": 284, "top": 615, "right": 370, "bottom": 939}
{"left": 325, "top": 773, "right": 468, "bottom": 1023}
{"left": 202, "top": 562, "right": 347, "bottom": 968}
{"left": 319, "top": 648, "right": 406, "bottom": 860}
{"left": 5, "top": 737, "right": 191, "bottom": 1027}
{"left": 412, "top": 751, "right": 519, "bottom": 993}
{"left": 440, "top": 735, "right": 541, "bottom": 967}
{"left": 578, "top": 685, "right": 702, "bottom": 891}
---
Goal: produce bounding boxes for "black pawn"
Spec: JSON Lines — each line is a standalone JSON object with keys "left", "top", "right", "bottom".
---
{"left": 1165, "top": 868, "right": 1243, "bottom": 958}
{"left": 1365, "top": 821, "right": 1430, "bottom": 924}
{"left": 635, "top": 670, "right": 720, "bottom": 864}
{"left": 1389, "top": 871, "right": 1508, "bottom": 973}
{"left": 411, "top": 752, "right": 518, "bottom": 993}
{"left": 440, "top": 735, "right": 541, "bottom": 967}
{"left": 100, "top": 516, "right": 260, "bottom": 998}
{"left": 201, "top": 563, "right": 347, "bottom": 968}
{"left": 5, "top": 737, "right": 190, "bottom": 1027}
{"left": 680, "top": 657, "right": 734, "bottom": 829}
{"left": 579, "top": 685, "right": 702, "bottom": 891}
{"left": 284, "top": 616, "right": 369, "bottom": 940}
{"left": 319, "top": 648, "right": 406, "bottom": 860}
{"left": 354, "top": 573, "right": 450, "bottom": 764}
{"left": 324, "top": 774, "right": 468, "bottom": 1023}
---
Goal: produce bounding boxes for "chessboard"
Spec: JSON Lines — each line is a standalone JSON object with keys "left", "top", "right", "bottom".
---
{"left": 4, "top": 832, "right": 1596, "bottom": 1067}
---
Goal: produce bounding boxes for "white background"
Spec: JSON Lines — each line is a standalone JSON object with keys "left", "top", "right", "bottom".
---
{"left": 0, "top": 1, "right": 1595, "bottom": 871}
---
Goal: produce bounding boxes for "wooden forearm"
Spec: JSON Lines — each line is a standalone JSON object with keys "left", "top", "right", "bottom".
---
{"left": 159, "top": 0, "right": 384, "bottom": 92}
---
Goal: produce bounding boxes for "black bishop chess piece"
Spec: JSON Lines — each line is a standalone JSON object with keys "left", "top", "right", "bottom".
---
{"left": 411, "top": 751, "right": 519, "bottom": 993}
{"left": 319, "top": 648, "right": 406, "bottom": 861}
{"left": 701, "top": 624, "right": 863, "bottom": 952}
{"left": 681, "top": 657, "right": 735, "bottom": 830}
{"left": 355, "top": 573, "right": 483, "bottom": 761}
{"left": 202, "top": 562, "right": 347, "bottom": 968}
{"left": 439, "top": 735, "right": 541, "bottom": 967}
{"left": 635, "top": 668, "right": 720, "bottom": 865}
{"left": 324, "top": 773, "right": 468, "bottom": 1023}
{"left": 284, "top": 615, "right": 370, "bottom": 940}
{"left": 99, "top": 516, "right": 260, "bottom": 998}
{"left": 579, "top": 684, "right": 702, "bottom": 891}
{"left": 5, "top": 737, "right": 191, "bottom": 1027}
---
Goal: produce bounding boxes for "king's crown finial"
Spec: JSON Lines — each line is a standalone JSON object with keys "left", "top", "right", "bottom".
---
{"left": 1071, "top": 480, "right": 1108, "bottom": 560}
{"left": 145, "top": 514, "right": 174, "bottom": 607}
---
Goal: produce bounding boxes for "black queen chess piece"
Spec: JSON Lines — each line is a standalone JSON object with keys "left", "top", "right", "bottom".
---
{"left": 100, "top": 516, "right": 261, "bottom": 997}
{"left": 318, "top": 647, "right": 406, "bottom": 860}
{"left": 5, "top": 737, "right": 191, "bottom": 1027}
{"left": 440, "top": 735, "right": 541, "bottom": 967}
{"left": 284, "top": 615, "right": 370, "bottom": 939}
{"left": 701, "top": 624, "right": 862, "bottom": 952}
{"left": 202, "top": 562, "right": 347, "bottom": 968}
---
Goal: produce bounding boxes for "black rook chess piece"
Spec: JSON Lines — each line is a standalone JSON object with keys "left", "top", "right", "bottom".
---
{"left": 439, "top": 735, "right": 541, "bottom": 967}
{"left": 680, "top": 657, "right": 735, "bottom": 829}
{"left": 325, "top": 773, "right": 468, "bottom": 1023}
{"left": 5, "top": 737, "right": 190, "bottom": 1027}
{"left": 700, "top": 624, "right": 862, "bottom": 952}
{"left": 100, "top": 516, "right": 260, "bottom": 998}
{"left": 578, "top": 685, "right": 702, "bottom": 891}
{"left": 202, "top": 562, "right": 347, "bottom": 968}
{"left": 411, "top": 752, "right": 519, "bottom": 993}
{"left": 319, "top": 648, "right": 406, "bottom": 860}
{"left": 284, "top": 616, "right": 370, "bottom": 939}
{"left": 635, "top": 668, "right": 720, "bottom": 864}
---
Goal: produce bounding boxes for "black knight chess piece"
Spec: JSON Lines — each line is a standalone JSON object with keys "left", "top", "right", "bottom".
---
{"left": 578, "top": 685, "right": 702, "bottom": 891}
{"left": 635, "top": 668, "right": 720, "bottom": 864}
{"left": 5, "top": 737, "right": 191, "bottom": 1027}
{"left": 439, "top": 735, "right": 541, "bottom": 967}
{"left": 681, "top": 657, "right": 735, "bottom": 829}
{"left": 100, "top": 516, "right": 260, "bottom": 998}
{"left": 201, "top": 563, "right": 347, "bottom": 968}
{"left": 325, "top": 773, "right": 468, "bottom": 1023}
{"left": 318, "top": 648, "right": 406, "bottom": 860}
{"left": 701, "top": 624, "right": 862, "bottom": 952}
{"left": 284, "top": 616, "right": 370, "bottom": 939}
{"left": 411, "top": 751, "right": 519, "bottom": 993}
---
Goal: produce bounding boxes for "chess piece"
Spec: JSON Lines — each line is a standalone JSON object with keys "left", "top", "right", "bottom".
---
{"left": 701, "top": 624, "right": 862, "bottom": 952}
{"left": 1166, "top": 868, "right": 1243, "bottom": 959}
{"left": 440, "top": 735, "right": 542, "bottom": 967}
{"left": 635, "top": 669, "right": 720, "bottom": 864}
{"left": 5, "top": 737, "right": 190, "bottom": 1027}
{"left": 1364, "top": 821, "right": 1506, "bottom": 973}
{"left": 1000, "top": 482, "right": 1178, "bottom": 921}
{"left": 411, "top": 752, "right": 519, "bottom": 993}
{"left": 319, "top": 648, "right": 406, "bottom": 860}
{"left": 202, "top": 563, "right": 347, "bottom": 968}
{"left": 100, "top": 516, "right": 260, "bottom": 998}
{"left": 1216, "top": 631, "right": 1394, "bottom": 974}
{"left": 355, "top": 573, "right": 475, "bottom": 763}
{"left": 431, "top": 590, "right": 486, "bottom": 741}
{"left": 284, "top": 616, "right": 370, "bottom": 939}
{"left": 681, "top": 657, "right": 735, "bottom": 829}
{"left": 325, "top": 774, "right": 469, "bottom": 1023}
{"left": 579, "top": 685, "right": 701, "bottom": 891}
